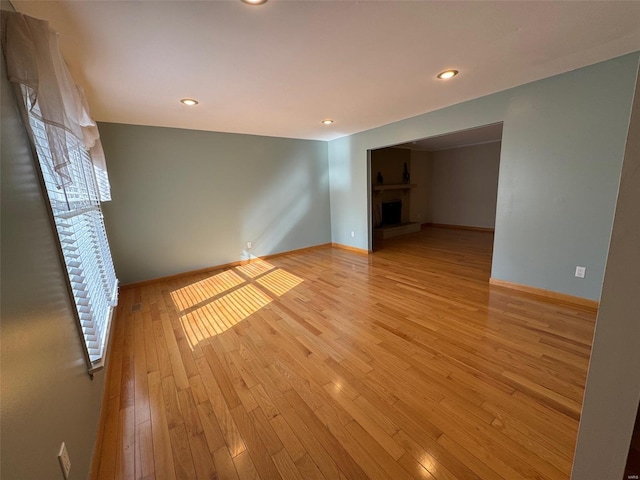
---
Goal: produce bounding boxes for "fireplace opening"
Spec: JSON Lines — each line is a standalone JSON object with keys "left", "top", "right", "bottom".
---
{"left": 381, "top": 200, "right": 402, "bottom": 226}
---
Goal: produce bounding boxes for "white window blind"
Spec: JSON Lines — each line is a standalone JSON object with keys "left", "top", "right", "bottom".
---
{"left": 28, "top": 102, "right": 118, "bottom": 368}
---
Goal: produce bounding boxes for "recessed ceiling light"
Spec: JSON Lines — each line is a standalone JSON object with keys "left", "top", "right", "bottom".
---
{"left": 437, "top": 69, "right": 459, "bottom": 80}
{"left": 241, "top": 0, "right": 268, "bottom": 4}
{"left": 180, "top": 98, "right": 198, "bottom": 106}
{"left": 322, "top": 119, "right": 334, "bottom": 125}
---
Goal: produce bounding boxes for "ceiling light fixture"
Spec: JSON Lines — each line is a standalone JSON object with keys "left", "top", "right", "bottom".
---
{"left": 437, "top": 69, "right": 459, "bottom": 80}
{"left": 180, "top": 98, "right": 199, "bottom": 106}
{"left": 322, "top": 119, "right": 334, "bottom": 125}
{"left": 241, "top": 0, "right": 268, "bottom": 5}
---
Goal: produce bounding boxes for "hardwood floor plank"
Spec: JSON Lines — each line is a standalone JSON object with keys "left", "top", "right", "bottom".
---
{"left": 99, "top": 228, "right": 596, "bottom": 480}
{"left": 394, "top": 429, "right": 475, "bottom": 480}
{"left": 196, "top": 400, "right": 226, "bottom": 454}
{"left": 323, "top": 383, "right": 405, "bottom": 461}
{"left": 249, "top": 406, "right": 285, "bottom": 456}
{"left": 188, "top": 374, "right": 209, "bottom": 405}
{"left": 229, "top": 404, "right": 283, "bottom": 479}
{"left": 251, "top": 383, "right": 280, "bottom": 420}
{"left": 269, "top": 414, "right": 306, "bottom": 463}
{"left": 203, "top": 343, "right": 242, "bottom": 410}
{"left": 224, "top": 350, "right": 260, "bottom": 412}
{"left": 160, "top": 313, "right": 190, "bottom": 390}
{"left": 175, "top": 331, "right": 199, "bottom": 380}
{"left": 294, "top": 454, "right": 327, "bottom": 480}
{"left": 148, "top": 371, "right": 176, "bottom": 480}
{"left": 135, "top": 419, "right": 155, "bottom": 480}
{"left": 286, "top": 390, "right": 369, "bottom": 480}
{"left": 115, "top": 406, "right": 135, "bottom": 480}
{"left": 194, "top": 357, "right": 246, "bottom": 457}
{"left": 152, "top": 317, "right": 173, "bottom": 380}
{"left": 272, "top": 449, "right": 305, "bottom": 480}
{"left": 435, "top": 433, "right": 522, "bottom": 480}
{"left": 177, "top": 388, "right": 204, "bottom": 438}
{"left": 120, "top": 315, "right": 135, "bottom": 411}
{"left": 187, "top": 433, "right": 216, "bottom": 480}
{"left": 233, "top": 450, "right": 262, "bottom": 480}
{"left": 213, "top": 446, "right": 240, "bottom": 480}
{"left": 134, "top": 313, "right": 151, "bottom": 427}
{"left": 344, "top": 420, "right": 413, "bottom": 480}
{"left": 97, "top": 396, "right": 120, "bottom": 480}
{"left": 143, "top": 310, "right": 159, "bottom": 374}
{"left": 397, "top": 453, "right": 437, "bottom": 480}
{"left": 501, "top": 369, "right": 582, "bottom": 420}
{"left": 161, "top": 376, "right": 184, "bottom": 430}
{"left": 257, "top": 380, "right": 342, "bottom": 479}
{"left": 481, "top": 398, "right": 575, "bottom": 457}
{"left": 168, "top": 424, "right": 197, "bottom": 479}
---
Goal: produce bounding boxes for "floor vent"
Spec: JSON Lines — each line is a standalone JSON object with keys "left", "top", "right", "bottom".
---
{"left": 130, "top": 303, "right": 142, "bottom": 313}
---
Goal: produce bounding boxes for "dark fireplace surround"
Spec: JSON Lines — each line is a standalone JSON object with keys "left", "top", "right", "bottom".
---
{"left": 381, "top": 200, "right": 402, "bottom": 226}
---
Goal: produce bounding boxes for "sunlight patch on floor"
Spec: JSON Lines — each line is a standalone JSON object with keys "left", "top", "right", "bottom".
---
{"left": 179, "top": 284, "right": 272, "bottom": 347}
{"left": 236, "top": 259, "right": 277, "bottom": 278}
{"left": 256, "top": 268, "right": 304, "bottom": 297}
{"left": 170, "top": 260, "right": 304, "bottom": 348}
{"left": 170, "top": 269, "right": 245, "bottom": 311}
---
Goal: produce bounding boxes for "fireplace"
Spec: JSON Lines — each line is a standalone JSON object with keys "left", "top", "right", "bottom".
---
{"left": 381, "top": 200, "right": 402, "bottom": 226}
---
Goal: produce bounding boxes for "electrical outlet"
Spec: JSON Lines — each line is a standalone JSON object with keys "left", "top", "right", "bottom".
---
{"left": 575, "top": 266, "right": 586, "bottom": 278}
{"left": 351, "top": 231, "right": 355, "bottom": 238}
{"left": 58, "top": 442, "right": 71, "bottom": 479}
{"left": 246, "top": 241, "right": 252, "bottom": 249}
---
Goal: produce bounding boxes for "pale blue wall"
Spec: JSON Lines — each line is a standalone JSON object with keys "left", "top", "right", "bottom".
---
{"left": 100, "top": 123, "right": 331, "bottom": 284}
{"left": 329, "top": 53, "right": 639, "bottom": 301}
{"left": 572, "top": 61, "right": 640, "bottom": 480}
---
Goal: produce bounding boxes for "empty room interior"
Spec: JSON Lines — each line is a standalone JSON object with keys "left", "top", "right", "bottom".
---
{"left": 2, "top": 1, "right": 640, "bottom": 480}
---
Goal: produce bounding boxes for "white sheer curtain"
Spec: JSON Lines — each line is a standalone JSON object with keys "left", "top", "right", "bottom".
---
{"left": 2, "top": 10, "right": 111, "bottom": 200}
{"left": 2, "top": 10, "right": 117, "bottom": 371}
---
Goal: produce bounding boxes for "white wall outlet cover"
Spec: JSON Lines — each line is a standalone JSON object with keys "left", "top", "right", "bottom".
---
{"left": 575, "top": 266, "right": 586, "bottom": 278}
{"left": 58, "top": 442, "right": 71, "bottom": 479}
{"left": 247, "top": 241, "right": 252, "bottom": 249}
{"left": 351, "top": 231, "right": 355, "bottom": 238}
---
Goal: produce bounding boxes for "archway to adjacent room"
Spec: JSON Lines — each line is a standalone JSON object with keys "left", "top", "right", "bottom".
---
{"left": 367, "top": 122, "right": 504, "bottom": 260}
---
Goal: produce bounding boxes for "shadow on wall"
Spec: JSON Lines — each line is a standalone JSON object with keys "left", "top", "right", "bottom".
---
{"left": 328, "top": 136, "right": 367, "bottom": 247}
{"left": 328, "top": 138, "right": 354, "bottom": 191}
{"left": 240, "top": 156, "right": 314, "bottom": 260}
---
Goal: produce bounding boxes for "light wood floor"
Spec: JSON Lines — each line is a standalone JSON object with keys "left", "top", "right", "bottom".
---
{"left": 94, "top": 227, "right": 597, "bottom": 480}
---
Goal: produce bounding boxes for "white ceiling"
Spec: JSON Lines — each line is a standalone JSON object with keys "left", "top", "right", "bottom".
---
{"left": 12, "top": 0, "right": 640, "bottom": 142}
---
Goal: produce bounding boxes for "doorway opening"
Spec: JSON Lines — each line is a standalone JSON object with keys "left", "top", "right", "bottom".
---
{"left": 368, "top": 122, "right": 503, "bottom": 254}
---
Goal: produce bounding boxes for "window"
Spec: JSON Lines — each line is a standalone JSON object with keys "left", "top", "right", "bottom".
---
{"left": 3, "top": 10, "right": 118, "bottom": 373}
{"left": 27, "top": 99, "right": 118, "bottom": 371}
